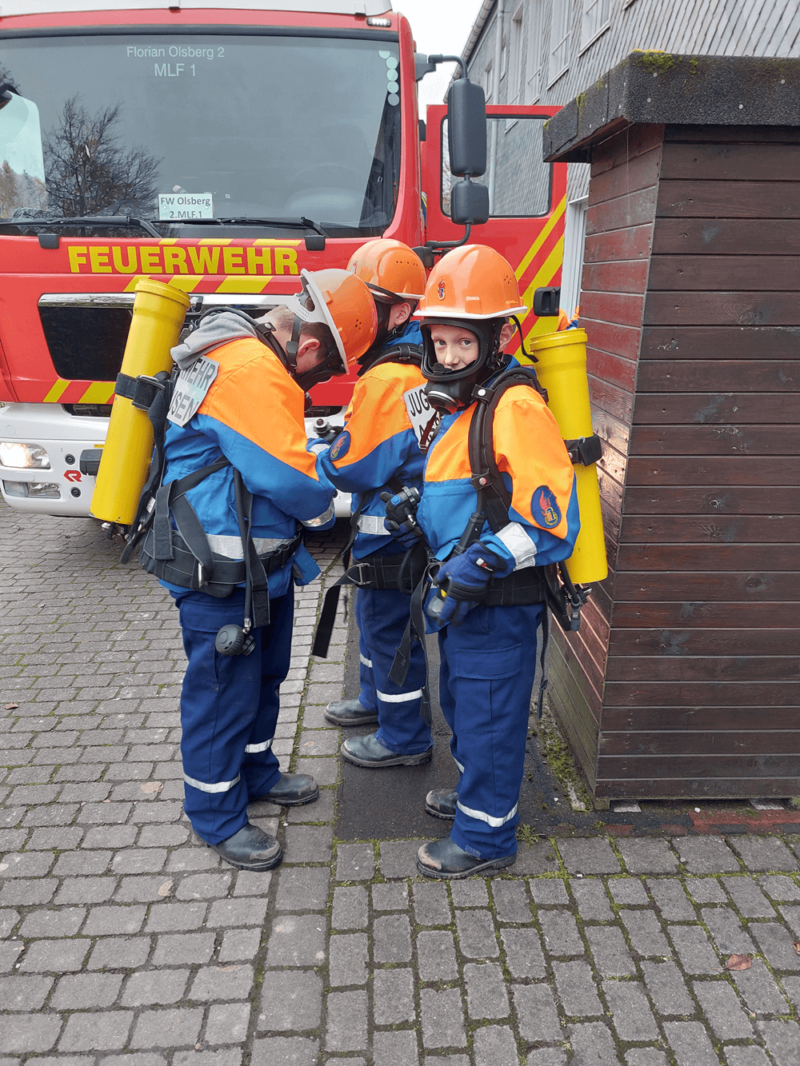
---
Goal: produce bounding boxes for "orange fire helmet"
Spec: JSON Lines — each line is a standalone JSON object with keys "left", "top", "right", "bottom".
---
{"left": 347, "top": 239, "right": 426, "bottom": 302}
{"left": 286, "top": 268, "right": 378, "bottom": 371}
{"left": 416, "top": 244, "right": 527, "bottom": 320}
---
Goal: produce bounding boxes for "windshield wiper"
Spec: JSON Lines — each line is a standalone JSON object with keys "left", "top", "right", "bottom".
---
{"left": 180, "top": 216, "right": 328, "bottom": 237}
{"left": 1, "top": 214, "right": 162, "bottom": 238}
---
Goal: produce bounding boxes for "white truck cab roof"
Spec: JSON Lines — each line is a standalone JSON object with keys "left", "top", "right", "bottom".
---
{"left": 0, "top": 1, "right": 393, "bottom": 17}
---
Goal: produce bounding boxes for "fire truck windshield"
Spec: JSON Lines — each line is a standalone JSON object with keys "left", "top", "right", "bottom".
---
{"left": 0, "top": 32, "right": 402, "bottom": 237}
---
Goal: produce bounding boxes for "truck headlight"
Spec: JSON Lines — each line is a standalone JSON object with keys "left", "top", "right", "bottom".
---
{"left": 0, "top": 442, "right": 51, "bottom": 469}
{"left": 3, "top": 480, "right": 60, "bottom": 499}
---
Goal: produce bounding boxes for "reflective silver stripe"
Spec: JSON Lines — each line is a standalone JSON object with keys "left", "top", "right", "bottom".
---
{"left": 360, "top": 654, "right": 373, "bottom": 668}
{"left": 456, "top": 800, "right": 518, "bottom": 827}
{"left": 206, "top": 534, "right": 291, "bottom": 558}
{"left": 376, "top": 688, "right": 423, "bottom": 703}
{"left": 454, "top": 757, "right": 465, "bottom": 773}
{"left": 496, "top": 521, "right": 537, "bottom": 568}
{"left": 184, "top": 772, "right": 241, "bottom": 794}
{"left": 357, "top": 514, "right": 391, "bottom": 536}
{"left": 244, "top": 739, "right": 273, "bottom": 754}
{"left": 302, "top": 502, "right": 335, "bottom": 528}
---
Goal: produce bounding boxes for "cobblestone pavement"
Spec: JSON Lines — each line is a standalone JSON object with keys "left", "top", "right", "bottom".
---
{"left": 2, "top": 501, "right": 800, "bottom": 1066}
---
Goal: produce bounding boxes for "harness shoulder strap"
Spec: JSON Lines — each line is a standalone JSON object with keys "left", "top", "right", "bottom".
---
{"left": 366, "top": 343, "right": 423, "bottom": 371}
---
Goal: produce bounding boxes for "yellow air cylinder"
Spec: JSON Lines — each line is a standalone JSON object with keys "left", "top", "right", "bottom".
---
{"left": 529, "top": 327, "right": 608, "bottom": 584}
{"left": 91, "top": 279, "right": 190, "bottom": 525}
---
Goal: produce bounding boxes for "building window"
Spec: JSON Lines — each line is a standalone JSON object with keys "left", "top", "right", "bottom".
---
{"left": 580, "top": 0, "right": 611, "bottom": 51}
{"left": 526, "top": 0, "right": 544, "bottom": 102}
{"left": 508, "top": 3, "right": 525, "bottom": 105}
{"left": 548, "top": 0, "right": 571, "bottom": 86}
{"left": 484, "top": 59, "right": 494, "bottom": 103}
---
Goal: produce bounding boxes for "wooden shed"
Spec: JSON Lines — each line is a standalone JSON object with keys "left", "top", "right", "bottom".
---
{"left": 542, "top": 53, "right": 800, "bottom": 801}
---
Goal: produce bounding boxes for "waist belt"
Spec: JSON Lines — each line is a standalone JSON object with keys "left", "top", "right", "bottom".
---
{"left": 479, "top": 565, "right": 546, "bottom": 606}
{"left": 140, "top": 527, "right": 302, "bottom": 598}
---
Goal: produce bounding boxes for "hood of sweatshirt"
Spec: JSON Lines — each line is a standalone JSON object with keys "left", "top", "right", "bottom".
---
{"left": 170, "top": 311, "right": 264, "bottom": 371}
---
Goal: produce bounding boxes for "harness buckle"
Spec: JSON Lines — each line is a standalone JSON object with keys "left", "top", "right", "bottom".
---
{"left": 347, "top": 562, "right": 374, "bottom": 587}
{"left": 131, "top": 374, "right": 166, "bottom": 411}
{"left": 196, "top": 563, "right": 208, "bottom": 590}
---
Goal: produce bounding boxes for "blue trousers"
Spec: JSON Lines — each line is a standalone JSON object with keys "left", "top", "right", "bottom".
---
{"left": 356, "top": 587, "right": 431, "bottom": 755}
{"left": 438, "top": 601, "right": 543, "bottom": 859}
{"left": 173, "top": 588, "right": 292, "bottom": 844}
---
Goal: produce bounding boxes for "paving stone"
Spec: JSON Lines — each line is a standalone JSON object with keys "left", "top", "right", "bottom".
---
{"left": 145, "top": 902, "right": 207, "bottom": 932}
{"left": 781, "top": 975, "right": 800, "bottom": 1010}
{"left": 131, "top": 1009, "right": 203, "bottom": 1049}
{"left": 206, "top": 898, "right": 268, "bottom": 927}
{"left": 27, "top": 827, "right": 83, "bottom": 850}
{"left": 539, "top": 909, "right": 584, "bottom": 956}
{"left": 373, "top": 968, "right": 415, "bottom": 1025}
{"left": 702, "top": 906, "right": 756, "bottom": 954}
{"left": 720, "top": 876, "right": 775, "bottom": 918}
{"left": 619, "top": 908, "right": 671, "bottom": 957}
{"left": 138, "top": 826, "right": 190, "bottom": 848}
{"left": 329, "top": 933, "right": 368, "bottom": 987}
{"left": 413, "top": 882, "right": 452, "bottom": 926}
{"left": 88, "top": 937, "right": 152, "bottom": 970}
{"left": 379, "top": 840, "right": 424, "bottom": 880}
{"left": 274, "top": 867, "right": 329, "bottom": 911}
{"left": 558, "top": 839, "right": 621, "bottom": 874}
{"left": 332, "top": 886, "right": 368, "bottom": 930}
{"left": 750, "top": 921, "right": 800, "bottom": 971}
{"left": 553, "top": 960, "right": 603, "bottom": 1016}
{"left": 676, "top": 838, "right": 740, "bottom": 874}
{"left": 664, "top": 1020, "right": 723, "bottom": 1066}
{"left": 282, "top": 826, "right": 333, "bottom": 864}
{"left": 529, "top": 878, "right": 569, "bottom": 904}
{"left": 780, "top": 904, "right": 800, "bottom": 938}
{"left": 758, "top": 1019, "right": 800, "bottom": 1066}
{"left": 513, "top": 983, "right": 562, "bottom": 1043}
{"left": 420, "top": 988, "right": 466, "bottom": 1049}
{"left": 83, "top": 904, "right": 147, "bottom": 936}
{"left": 567, "top": 1021, "right": 620, "bottom": 1066}
{"left": 232, "top": 870, "right": 273, "bottom": 898}
{"left": 19, "top": 906, "right": 85, "bottom": 938}
{"left": 417, "top": 929, "right": 459, "bottom": 982}
{"left": 250, "top": 1037, "right": 318, "bottom": 1066}
{"left": 285, "top": 789, "right": 335, "bottom": 823}
{"left": 455, "top": 909, "right": 498, "bottom": 958}
{"left": 152, "top": 933, "right": 215, "bottom": 966}
{"left": 647, "top": 878, "right": 696, "bottom": 920}
{"left": 374, "top": 913, "right": 412, "bottom": 963}
{"left": 257, "top": 970, "right": 322, "bottom": 1031}
{"left": 371, "top": 883, "right": 408, "bottom": 911}
{"left": 335, "top": 843, "right": 374, "bottom": 882}
{"left": 472, "top": 1025, "right": 517, "bottom": 1066}
{"left": 0, "top": 851, "right": 55, "bottom": 878}
{"left": 101, "top": 1055, "right": 167, "bottom": 1066}
{"left": 425, "top": 1058, "right": 469, "bottom": 1066}
{"left": 52, "top": 973, "right": 123, "bottom": 1009}
{"left": 0, "top": 1013, "right": 62, "bottom": 1053}
{"left": 609, "top": 878, "right": 649, "bottom": 904}
{"left": 173, "top": 873, "right": 232, "bottom": 900}
{"left": 266, "top": 914, "right": 326, "bottom": 967}
{"left": 490, "top": 880, "right": 530, "bottom": 922}
{"left": 732, "top": 959, "right": 790, "bottom": 1013}
{"left": 19, "top": 938, "right": 90, "bottom": 973}
{"left": 571, "top": 878, "right": 613, "bottom": 920}
{"left": 585, "top": 925, "right": 635, "bottom": 976}
{"left": 624, "top": 1052, "right": 669, "bottom": 1066}
{"left": 122, "top": 970, "right": 189, "bottom": 1006}
{"left": 668, "top": 924, "right": 721, "bottom": 975}
{"left": 83, "top": 826, "right": 139, "bottom": 849}
{"left": 450, "top": 880, "right": 488, "bottom": 907}
{"left": 500, "top": 927, "right": 546, "bottom": 979}
{"left": 325, "top": 990, "right": 367, "bottom": 1052}
{"left": 603, "top": 980, "right": 659, "bottom": 1041}
{"left": 686, "top": 877, "right": 726, "bottom": 904}
{"left": 527, "top": 1051, "right": 568, "bottom": 1066}
{"left": 204, "top": 1003, "right": 251, "bottom": 1046}
{"left": 55, "top": 876, "right": 117, "bottom": 905}
{"left": 219, "top": 927, "right": 262, "bottom": 962}
{"left": 759, "top": 875, "right": 800, "bottom": 902}
{"left": 0, "top": 974, "right": 54, "bottom": 1010}
{"left": 60, "top": 1012, "right": 134, "bottom": 1052}
{"left": 0, "top": 942, "right": 23, "bottom": 971}
{"left": 729, "top": 837, "right": 798, "bottom": 872}
{"left": 189, "top": 964, "right": 254, "bottom": 1001}
{"left": 373, "top": 1030, "right": 418, "bottom": 1066}
{"left": 693, "top": 979, "right": 754, "bottom": 1039}
{"left": 617, "top": 839, "right": 679, "bottom": 874}
{"left": 464, "top": 962, "right": 509, "bottom": 1020}
{"left": 723, "top": 1048, "right": 773, "bottom": 1066}
{"left": 513, "top": 841, "right": 560, "bottom": 875}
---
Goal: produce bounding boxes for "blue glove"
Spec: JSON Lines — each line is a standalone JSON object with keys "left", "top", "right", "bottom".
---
{"left": 384, "top": 519, "right": 419, "bottom": 550}
{"left": 426, "top": 541, "right": 512, "bottom": 628}
{"left": 381, "top": 488, "right": 424, "bottom": 550}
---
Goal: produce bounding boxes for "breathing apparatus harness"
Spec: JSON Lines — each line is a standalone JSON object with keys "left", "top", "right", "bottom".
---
{"left": 118, "top": 303, "right": 327, "bottom": 655}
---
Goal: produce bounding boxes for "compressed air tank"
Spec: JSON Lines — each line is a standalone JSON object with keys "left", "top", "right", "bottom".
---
{"left": 91, "top": 279, "right": 190, "bottom": 525}
{"left": 530, "top": 327, "right": 608, "bottom": 585}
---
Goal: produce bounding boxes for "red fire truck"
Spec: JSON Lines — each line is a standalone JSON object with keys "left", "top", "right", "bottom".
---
{"left": 0, "top": 0, "right": 565, "bottom": 518}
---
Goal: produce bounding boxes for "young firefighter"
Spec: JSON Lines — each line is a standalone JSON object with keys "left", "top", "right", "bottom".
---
{"left": 316, "top": 240, "right": 438, "bottom": 767}
{"left": 411, "top": 245, "right": 579, "bottom": 878}
{"left": 142, "top": 270, "right": 377, "bottom": 871}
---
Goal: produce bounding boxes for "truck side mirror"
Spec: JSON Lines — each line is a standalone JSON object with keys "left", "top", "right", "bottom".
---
{"left": 450, "top": 178, "right": 490, "bottom": 226}
{"left": 446, "top": 78, "right": 487, "bottom": 177}
{"left": 533, "top": 287, "right": 561, "bottom": 317}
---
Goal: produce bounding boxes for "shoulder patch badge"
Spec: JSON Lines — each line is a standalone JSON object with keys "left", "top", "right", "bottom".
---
{"left": 532, "top": 485, "right": 561, "bottom": 529}
{"left": 330, "top": 431, "right": 351, "bottom": 461}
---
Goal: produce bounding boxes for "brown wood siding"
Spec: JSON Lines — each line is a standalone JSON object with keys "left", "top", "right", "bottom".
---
{"left": 604, "top": 126, "right": 800, "bottom": 798}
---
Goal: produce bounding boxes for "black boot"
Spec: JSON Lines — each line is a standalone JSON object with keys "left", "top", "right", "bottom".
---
{"left": 198, "top": 823, "right": 282, "bottom": 871}
{"left": 417, "top": 836, "right": 515, "bottom": 879}
{"left": 341, "top": 732, "right": 433, "bottom": 768}
{"left": 425, "top": 788, "right": 457, "bottom": 820}
{"left": 324, "top": 699, "right": 379, "bottom": 726}
{"left": 256, "top": 773, "right": 319, "bottom": 806}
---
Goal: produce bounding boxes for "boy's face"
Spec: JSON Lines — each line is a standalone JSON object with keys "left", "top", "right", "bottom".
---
{"left": 429, "top": 324, "right": 480, "bottom": 370}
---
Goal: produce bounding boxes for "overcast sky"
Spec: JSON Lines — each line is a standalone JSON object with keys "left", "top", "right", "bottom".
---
{"left": 393, "top": 0, "right": 487, "bottom": 115}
